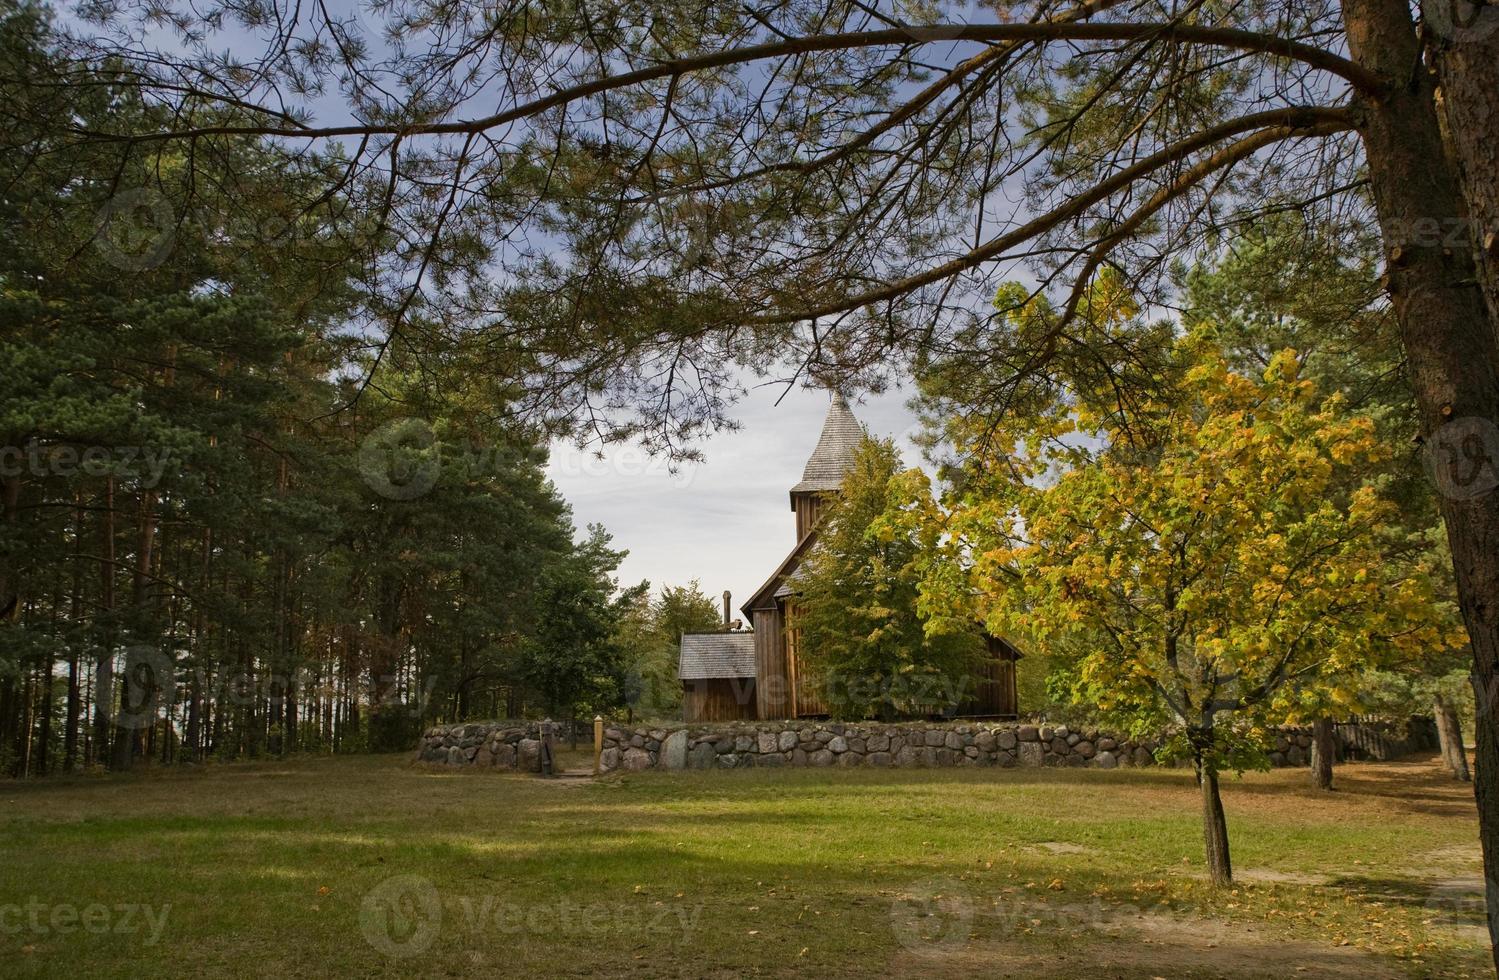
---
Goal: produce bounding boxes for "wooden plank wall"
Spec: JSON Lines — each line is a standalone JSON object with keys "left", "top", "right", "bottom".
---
{"left": 682, "top": 679, "right": 759, "bottom": 723}
{"left": 792, "top": 493, "right": 827, "bottom": 540}
{"left": 955, "top": 637, "right": 1019, "bottom": 718}
{"left": 783, "top": 600, "right": 828, "bottom": 718}
{"left": 753, "top": 605, "right": 787, "bottom": 719}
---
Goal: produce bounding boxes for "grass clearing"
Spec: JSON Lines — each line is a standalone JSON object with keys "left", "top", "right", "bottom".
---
{"left": 0, "top": 753, "right": 1489, "bottom": 977}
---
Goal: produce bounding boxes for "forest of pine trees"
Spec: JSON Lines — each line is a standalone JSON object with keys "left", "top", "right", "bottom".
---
{"left": 0, "top": 6, "right": 639, "bottom": 773}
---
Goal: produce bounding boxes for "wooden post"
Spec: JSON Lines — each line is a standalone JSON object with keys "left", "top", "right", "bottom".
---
{"left": 593, "top": 715, "right": 604, "bottom": 775}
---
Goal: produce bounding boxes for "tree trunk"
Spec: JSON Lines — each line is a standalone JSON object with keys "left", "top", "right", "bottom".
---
{"left": 1435, "top": 693, "right": 1474, "bottom": 780}
{"left": 112, "top": 488, "right": 160, "bottom": 771}
{"left": 1343, "top": 0, "right": 1499, "bottom": 971}
{"left": 1426, "top": 0, "right": 1499, "bottom": 335}
{"left": 91, "top": 478, "right": 116, "bottom": 767}
{"left": 1197, "top": 757, "right": 1233, "bottom": 886}
{"left": 1309, "top": 717, "right": 1336, "bottom": 790}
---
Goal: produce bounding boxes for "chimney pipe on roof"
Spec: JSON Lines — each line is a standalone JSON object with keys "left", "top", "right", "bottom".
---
{"left": 722, "top": 590, "right": 731, "bottom": 629}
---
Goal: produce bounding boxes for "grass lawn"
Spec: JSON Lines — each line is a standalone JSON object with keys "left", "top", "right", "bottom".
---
{"left": 0, "top": 752, "right": 1489, "bottom": 978}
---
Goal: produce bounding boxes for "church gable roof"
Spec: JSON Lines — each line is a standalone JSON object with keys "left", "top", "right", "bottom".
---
{"left": 741, "top": 530, "right": 820, "bottom": 617}
{"left": 789, "top": 392, "right": 864, "bottom": 494}
{"left": 678, "top": 632, "right": 756, "bottom": 680}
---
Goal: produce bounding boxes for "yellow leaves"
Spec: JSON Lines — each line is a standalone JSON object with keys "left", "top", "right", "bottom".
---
{"left": 1264, "top": 348, "right": 1302, "bottom": 384}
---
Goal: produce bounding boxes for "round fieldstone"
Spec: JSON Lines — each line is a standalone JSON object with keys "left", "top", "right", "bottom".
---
{"left": 809, "top": 749, "right": 835, "bottom": 766}
{"left": 1097, "top": 737, "right": 1117, "bottom": 752}
{"left": 1095, "top": 750, "right": 1117, "bottom": 769}
{"left": 944, "top": 731, "right": 963, "bottom": 750}
{"left": 1075, "top": 740, "right": 1095, "bottom": 758}
{"left": 718, "top": 752, "right": 739, "bottom": 768}
{"left": 1017, "top": 725, "right": 1040, "bottom": 742}
{"left": 778, "top": 731, "right": 798, "bottom": 752}
{"left": 997, "top": 730, "right": 1018, "bottom": 750}
{"left": 828, "top": 736, "right": 848, "bottom": 753}
{"left": 867, "top": 752, "right": 893, "bottom": 767}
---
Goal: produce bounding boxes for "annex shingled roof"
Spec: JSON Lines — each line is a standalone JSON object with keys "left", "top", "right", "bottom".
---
{"left": 789, "top": 392, "right": 865, "bottom": 494}
{"left": 678, "top": 632, "right": 756, "bottom": 680}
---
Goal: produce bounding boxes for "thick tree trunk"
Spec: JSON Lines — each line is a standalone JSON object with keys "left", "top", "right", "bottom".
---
{"left": 1426, "top": 0, "right": 1499, "bottom": 334}
{"left": 1197, "top": 757, "right": 1233, "bottom": 886}
{"left": 1310, "top": 718, "right": 1336, "bottom": 790}
{"left": 1343, "top": 0, "right": 1499, "bottom": 971}
{"left": 1435, "top": 694, "right": 1474, "bottom": 780}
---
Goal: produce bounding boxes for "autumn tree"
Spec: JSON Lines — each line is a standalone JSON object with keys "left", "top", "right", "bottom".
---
{"left": 1181, "top": 217, "right": 1468, "bottom": 790}
{"left": 936, "top": 338, "right": 1459, "bottom": 884}
{"left": 795, "top": 437, "right": 982, "bottom": 720}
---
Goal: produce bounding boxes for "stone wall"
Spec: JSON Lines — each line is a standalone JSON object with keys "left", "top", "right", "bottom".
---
{"left": 599, "top": 722, "right": 1168, "bottom": 772}
{"left": 415, "top": 722, "right": 552, "bottom": 772}
{"left": 413, "top": 722, "right": 1325, "bottom": 773}
{"left": 415, "top": 720, "right": 1335, "bottom": 773}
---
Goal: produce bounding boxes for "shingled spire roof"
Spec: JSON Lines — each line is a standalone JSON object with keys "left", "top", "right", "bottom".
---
{"left": 790, "top": 392, "right": 864, "bottom": 494}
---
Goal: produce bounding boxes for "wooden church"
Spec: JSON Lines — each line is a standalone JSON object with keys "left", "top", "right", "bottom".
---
{"left": 678, "top": 394, "right": 1021, "bottom": 723}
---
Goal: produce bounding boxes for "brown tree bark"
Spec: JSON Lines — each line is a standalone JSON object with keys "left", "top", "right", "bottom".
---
{"left": 1198, "top": 757, "right": 1233, "bottom": 886}
{"left": 1427, "top": 0, "right": 1499, "bottom": 334}
{"left": 1310, "top": 718, "right": 1336, "bottom": 790}
{"left": 1343, "top": 0, "right": 1499, "bottom": 970}
{"left": 1435, "top": 693, "right": 1474, "bottom": 780}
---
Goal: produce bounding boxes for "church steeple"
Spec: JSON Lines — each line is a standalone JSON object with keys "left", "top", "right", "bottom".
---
{"left": 788, "top": 392, "right": 864, "bottom": 538}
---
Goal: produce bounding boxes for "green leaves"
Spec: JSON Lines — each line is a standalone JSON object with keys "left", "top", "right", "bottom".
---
{"left": 795, "top": 437, "right": 982, "bottom": 720}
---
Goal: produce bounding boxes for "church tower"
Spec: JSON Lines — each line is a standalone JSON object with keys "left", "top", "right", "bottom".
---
{"left": 788, "top": 392, "right": 864, "bottom": 540}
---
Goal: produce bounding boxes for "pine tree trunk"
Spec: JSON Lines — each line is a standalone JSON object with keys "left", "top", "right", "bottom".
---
{"left": 1198, "top": 758, "right": 1233, "bottom": 886}
{"left": 1310, "top": 717, "right": 1336, "bottom": 791}
{"left": 64, "top": 498, "right": 84, "bottom": 771}
{"left": 36, "top": 649, "right": 54, "bottom": 775}
{"left": 1343, "top": 1, "right": 1499, "bottom": 971}
{"left": 91, "top": 478, "right": 116, "bottom": 767}
{"left": 1427, "top": 0, "right": 1499, "bottom": 334}
{"left": 1435, "top": 694, "right": 1473, "bottom": 781}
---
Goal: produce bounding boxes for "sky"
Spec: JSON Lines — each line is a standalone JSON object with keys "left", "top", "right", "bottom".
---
{"left": 546, "top": 379, "right": 922, "bottom": 616}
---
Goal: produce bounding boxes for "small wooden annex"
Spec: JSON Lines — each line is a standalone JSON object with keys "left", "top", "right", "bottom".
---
{"left": 679, "top": 393, "right": 1021, "bottom": 723}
